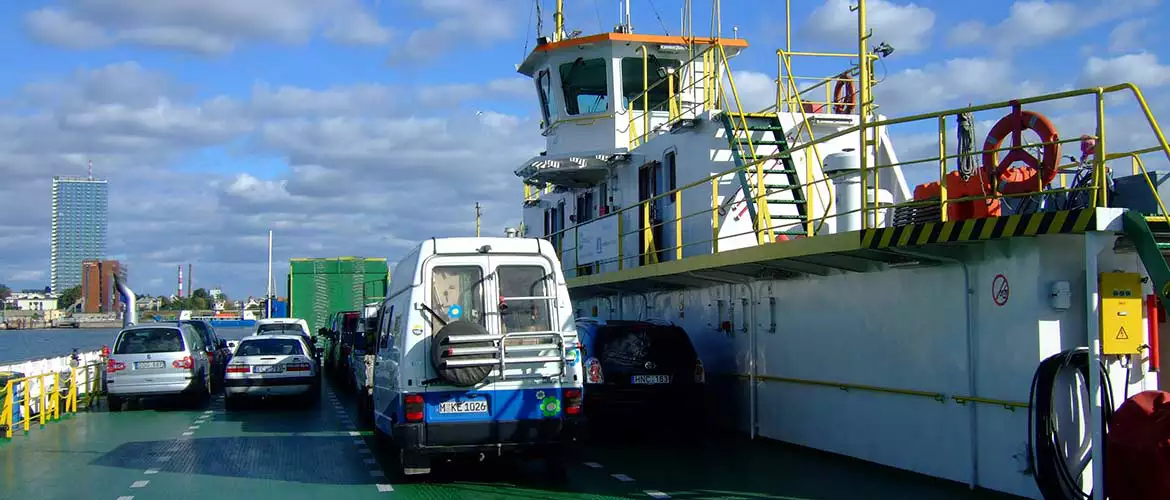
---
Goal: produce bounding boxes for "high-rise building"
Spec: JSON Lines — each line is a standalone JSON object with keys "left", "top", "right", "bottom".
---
{"left": 81, "top": 259, "right": 124, "bottom": 313}
{"left": 51, "top": 176, "right": 108, "bottom": 294}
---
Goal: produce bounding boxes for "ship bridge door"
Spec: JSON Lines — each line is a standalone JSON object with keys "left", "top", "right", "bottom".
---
{"left": 638, "top": 160, "right": 665, "bottom": 265}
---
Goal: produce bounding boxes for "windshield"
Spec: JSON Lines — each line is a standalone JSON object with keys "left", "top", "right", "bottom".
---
{"left": 595, "top": 324, "right": 697, "bottom": 372}
{"left": 114, "top": 328, "right": 186, "bottom": 354}
{"left": 257, "top": 323, "right": 307, "bottom": 336}
{"left": 236, "top": 338, "right": 305, "bottom": 356}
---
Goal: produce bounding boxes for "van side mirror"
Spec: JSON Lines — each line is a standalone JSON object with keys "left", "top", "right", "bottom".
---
{"left": 217, "top": 339, "right": 227, "bottom": 349}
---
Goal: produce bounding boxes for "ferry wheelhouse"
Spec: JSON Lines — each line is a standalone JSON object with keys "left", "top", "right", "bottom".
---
{"left": 513, "top": 1, "right": 1170, "bottom": 499}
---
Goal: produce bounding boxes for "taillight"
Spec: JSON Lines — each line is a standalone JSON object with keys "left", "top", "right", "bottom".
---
{"left": 226, "top": 365, "right": 249, "bottom": 374}
{"left": 564, "top": 389, "right": 582, "bottom": 416}
{"left": 404, "top": 394, "right": 424, "bottom": 422}
{"left": 586, "top": 358, "right": 603, "bottom": 384}
{"left": 287, "top": 362, "right": 312, "bottom": 372}
{"left": 694, "top": 359, "right": 706, "bottom": 383}
{"left": 106, "top": 359, "right": 126, "bottom": 373}
{"left": 172, "top": 356, "right": 194, "bottom": 370}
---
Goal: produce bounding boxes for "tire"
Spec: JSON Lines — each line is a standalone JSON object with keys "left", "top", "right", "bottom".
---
{"left": 431, "top": 321, "right": 495, "bottom": 387}
{"left": 107, "top": 394, "right": 123, "bottom": 412}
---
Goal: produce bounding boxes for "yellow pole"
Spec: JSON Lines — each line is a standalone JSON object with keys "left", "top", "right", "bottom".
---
{"left": 675, "top": 191, "right": 683, "bottom": 261}
{"left": 857, "top": 0, "right": 871, "bottom": 229}
{"left": 939, "top": 116, "right": 949, "bottom": 222}
{"left": 617, "top": 214, "right": 625, "bottom": 270}
{"left": 642, "top": 47, "right": 649, "bottom": 142}
{"left": 712, "top": 178, "right": 720, "bottom": 253}
{"left": 554, "top": 0, "right": 564, "bottom": 42}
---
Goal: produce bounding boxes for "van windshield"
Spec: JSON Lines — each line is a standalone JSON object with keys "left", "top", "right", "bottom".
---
{"left": 257, "top": 323, "right": 307, "bottom": 336}
{"left": 237, "top": 338, "right": 304, "bottom": 356}
{"left": 114, "top": 328, "right": 186, "bottom": 354}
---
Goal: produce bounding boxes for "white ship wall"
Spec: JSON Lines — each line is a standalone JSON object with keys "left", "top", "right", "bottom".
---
{"left": 572, "top": 232, "right": 1154, "bottom": 499}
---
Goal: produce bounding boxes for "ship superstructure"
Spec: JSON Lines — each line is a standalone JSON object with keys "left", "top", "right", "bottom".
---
{"left": 514, "top": 1, "right": 1170, "bottom": 499}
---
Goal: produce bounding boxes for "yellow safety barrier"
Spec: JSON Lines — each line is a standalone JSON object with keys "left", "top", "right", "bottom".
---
{"left": 1, "top": 362, "right": 104, "bottom": 439}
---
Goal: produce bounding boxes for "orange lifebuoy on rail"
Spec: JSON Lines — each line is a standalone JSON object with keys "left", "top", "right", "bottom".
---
{"left": 832, "top": 75, "right": 856, "bottom": 114}
{"left": 981, "top": 107, "right": 1061, "bottom": 194}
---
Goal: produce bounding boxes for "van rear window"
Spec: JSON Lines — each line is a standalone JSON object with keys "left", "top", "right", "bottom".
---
{"left": 237, "top": 338, "right": 304, "bottom": 356}
{"left": 257, "top": 323, "right": 307, "bottom": 336}
{"left": 114, "top": 328, "right": 186, "bottom": 354}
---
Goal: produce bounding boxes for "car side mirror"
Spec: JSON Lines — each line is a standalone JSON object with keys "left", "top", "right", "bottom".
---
{"left": 318, "top": 327, "right": 330, "bottom": 336}
{"left": 315, "top": 347, "right": 324, "bottom": 357}
{"left": 217, "top": 340, "right": 227, "bottom": 349}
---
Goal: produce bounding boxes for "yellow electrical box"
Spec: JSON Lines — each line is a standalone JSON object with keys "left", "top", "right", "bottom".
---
{"left": 1100, "top": 272, "right": 1145, "bottom": 355}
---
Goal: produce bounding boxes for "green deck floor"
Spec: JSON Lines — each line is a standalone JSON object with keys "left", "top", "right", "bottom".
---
{"left": 0, "top": 384, "right": 1024, "bottom": 500}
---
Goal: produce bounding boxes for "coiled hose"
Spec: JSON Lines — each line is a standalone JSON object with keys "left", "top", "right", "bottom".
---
{"left": 1028, "top": 348, "right": 1115, "bottom": 500}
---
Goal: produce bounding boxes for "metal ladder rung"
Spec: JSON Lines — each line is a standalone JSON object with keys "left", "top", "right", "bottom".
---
{"left": 441, "top": 357, "right": 498, "bottom": 368}
{"left": 448, "top": 344, "right": 561, "bottom": 356}
{"left": 445, "top": 334, "right": 502, "bottom": 343}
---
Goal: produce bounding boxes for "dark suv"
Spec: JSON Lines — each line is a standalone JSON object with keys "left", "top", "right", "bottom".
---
{"left": 175, "top": 320, "right": 230, "bottom": 391}
{"left": 576, "top": 319, "right": 706, "bottom": 429}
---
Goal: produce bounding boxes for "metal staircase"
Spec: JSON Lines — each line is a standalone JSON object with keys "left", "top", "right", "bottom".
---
{"left": 717, "top": 112, "right": 809, "bottom": 243}
{"left": 1121, "top": 210, "right": 1170, "bottom": 301}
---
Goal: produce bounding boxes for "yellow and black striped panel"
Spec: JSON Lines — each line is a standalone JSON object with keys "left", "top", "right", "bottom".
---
{"left": 861, "top": 209, "right": 1097, "bottom": 249}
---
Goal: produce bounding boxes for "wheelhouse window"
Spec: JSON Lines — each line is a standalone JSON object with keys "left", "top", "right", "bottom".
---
{"left": 430, "top": 266, "right": 486, "bottom": 326}
{"left": 559, "top": 57, "right": 609, "bottom": 115}
{"left": 576, "top": 191, "right": 595, "bottom": 223}
{"left": 498, "top": 265, "right": 553, "bottom": 334}
{"left": 536, "top": 69, "right": 554, "bottom": 124}
{"left": 621, "top": 57, "right": 682, "bottom": 111}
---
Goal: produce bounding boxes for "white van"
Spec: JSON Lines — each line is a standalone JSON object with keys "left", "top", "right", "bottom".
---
{"left": 371, "top": 237, "right": 585, "bottom": 477}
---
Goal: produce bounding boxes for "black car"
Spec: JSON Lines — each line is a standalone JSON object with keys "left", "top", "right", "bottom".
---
{"left": 576, "top": 319, "right": 706, "bottom": 431}
{"left": 176, "top": 320, "right": 231, "bottom": 390}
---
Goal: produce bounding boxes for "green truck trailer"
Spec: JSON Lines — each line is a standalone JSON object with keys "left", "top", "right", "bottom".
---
{"left": 287, "top": 257, "right": 390, "bottom": 335}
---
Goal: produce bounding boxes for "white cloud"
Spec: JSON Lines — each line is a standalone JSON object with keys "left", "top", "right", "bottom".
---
{"left": 0, "top": 61, "right": 538, "bottom": 295}
{"left": 1080, "top": 52, "right": 1170, "bottom": 89}
{"left": 387, "top": 0, "right": 521, "bottom": 63}
{"left": 802, "top": 0, "right": 935, "bottom": 54}
{"left": 949, "top": 0, "right": 1162, "bottom": 51}
{"left": 22, "top": 0, "right": 393, "bottom": 55}
{"left": 1108, "top": 19, "right": 1149, "bottom": 53}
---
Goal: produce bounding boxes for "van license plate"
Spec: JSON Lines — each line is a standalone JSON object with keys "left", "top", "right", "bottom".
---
{"left": 438, "top": 400, "right": 488, "bottom": 414}
{"left": 135, "top": 361, "right": 165, "bottom": 369}
{"left": 253, "top": 365, "right": 283, "bottom": 373}
{"left": 631, "top": 375, "right": 672, "bottom": 384}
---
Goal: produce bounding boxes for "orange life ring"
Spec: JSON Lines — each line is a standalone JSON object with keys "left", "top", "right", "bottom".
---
{"left": 981, "top": 108, "right": 1061, "bottom": 193}
{"left": 832, "top": 75, "right": 856, "bottom": 114}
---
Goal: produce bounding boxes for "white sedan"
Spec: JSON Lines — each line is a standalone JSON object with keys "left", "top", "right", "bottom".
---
{"left": 224, "top": 334, "right": 320, "bottom": 409}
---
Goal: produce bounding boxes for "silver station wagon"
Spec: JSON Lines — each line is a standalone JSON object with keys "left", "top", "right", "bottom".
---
{"left": 105, "top": 323, "right": 213, "bottom": 411}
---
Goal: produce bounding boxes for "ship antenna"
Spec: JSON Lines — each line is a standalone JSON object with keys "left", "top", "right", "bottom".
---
{"left": 87, "top": 159, "right": 93, "bottom": 180}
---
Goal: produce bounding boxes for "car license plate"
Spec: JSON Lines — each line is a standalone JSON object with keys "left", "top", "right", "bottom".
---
{"left": 438, "top": 400, "right": 488, "bottom": 414}
{"left": 631, "top": 375, "right": 672, "bottom": 384}
{"left": 252, "top": 365, "right": 283, "bottom": 373}
{"left": 135, "top": 361, "right": 165, "bottom": 369}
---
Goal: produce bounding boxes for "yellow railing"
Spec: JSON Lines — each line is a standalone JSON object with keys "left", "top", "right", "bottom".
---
{"left": 1, "top": 362, "right": 104, "bottom": 438}
{"left": 547, "top": 83, "right": 1170, "bottom": 272}
{"left": 727, "top": 373, "right": 1028, "bottom": 411}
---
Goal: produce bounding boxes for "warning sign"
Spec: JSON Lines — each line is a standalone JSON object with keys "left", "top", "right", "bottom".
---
{"left": 1116, "top": 327, "right": 1129, "bottom": 340}
{"left": 992, "top": 274, "right": 1010, "bottom": 306}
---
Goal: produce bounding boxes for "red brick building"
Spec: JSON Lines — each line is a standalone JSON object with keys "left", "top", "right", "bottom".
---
{"left": 81, "top": 259, "right": 123, "bottom": 313}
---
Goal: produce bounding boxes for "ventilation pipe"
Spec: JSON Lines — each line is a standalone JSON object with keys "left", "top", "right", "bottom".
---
{"left": 823, "top": 149, "right": 863, "bottom": 233}
{"left": 114, "top": 274, "right": 137, "bottom": 328}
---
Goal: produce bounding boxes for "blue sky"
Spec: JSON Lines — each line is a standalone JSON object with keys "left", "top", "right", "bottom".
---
{"left": 0, "top": 0, "right": 1167, "bottom": 299}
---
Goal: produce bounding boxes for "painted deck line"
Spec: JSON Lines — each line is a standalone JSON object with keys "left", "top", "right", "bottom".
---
{"left": 584, "top": 462, "right": 603, "bottom": 468}
{"left": 181, "top": 432, "right": 193, "bottom": 436}
{"left": 348, "top": 431, "right": 361, "bottom": 436}
{"left": 144, "top": 469, "right": 159, "bottom": 475}
{"left": 130, "top": 481, "right": 149, "bottom": 488}
{"left": 611, "top": 474, "right": 634, "bottom": 482}
{"left": 645, "top": 490, "right": 670, "bottom": 499}
{"left": 117, "top": 496, "right": 134, "bottom": 500}
{"left": 376, "top": 484, "right": 394, "bottom": 493}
